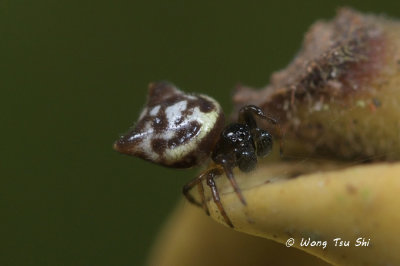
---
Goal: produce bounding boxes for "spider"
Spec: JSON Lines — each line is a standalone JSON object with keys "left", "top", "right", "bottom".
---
{"left": 114, "top": 81, "right": 278, "bottom": 228}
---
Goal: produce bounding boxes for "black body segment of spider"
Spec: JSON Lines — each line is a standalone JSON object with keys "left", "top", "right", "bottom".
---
{"left": 113, "top": 82, "right": 277, "bottom": 228}
{"left": 183, "top": 105, "right": 275, "bottom": 227}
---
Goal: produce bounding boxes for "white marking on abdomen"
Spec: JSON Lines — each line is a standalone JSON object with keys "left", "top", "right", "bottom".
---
{"left": 165, "top": 100, "right": 188, "bottom": 127}
{"left": 149, "top": 105, "right": 161, "bottom": 116}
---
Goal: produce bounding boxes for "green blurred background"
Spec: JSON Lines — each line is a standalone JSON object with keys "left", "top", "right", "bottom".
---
{"left": 2, "top": 1, "right": 399, "bottom": 265}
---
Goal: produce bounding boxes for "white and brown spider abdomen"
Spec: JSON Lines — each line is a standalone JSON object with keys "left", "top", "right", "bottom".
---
{"left": 114, "top": 81, "right": 225, "bottom": 168}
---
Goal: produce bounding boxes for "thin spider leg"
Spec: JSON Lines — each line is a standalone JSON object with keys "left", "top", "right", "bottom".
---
{"left": 270, "top": 120, "right": 285, "bottom": 158}
{"left": 183, "top": 175, "right": 205, "bottom": 208}
{"left": 197, "top": 181, "right": 209, "bottom": 215}
{"left": 206, "top": 173, "right": 234, "bottom": 228}
{"left": 238, "top": 105, "right": 258, "bottom": 129}
{"left": 222, "top": 163, "right": 247, "bottom": 206}
{"left": 278, "top": 126, "right": 285, "bottom": 158}
{"left": 239, "top": 105, "right": 278, "bottom": 126}
{"left": 183, "top": 168, "right": 221, "bottom": 215}
{"left": 264, "top": 113, "right": 278, "bottom": 125}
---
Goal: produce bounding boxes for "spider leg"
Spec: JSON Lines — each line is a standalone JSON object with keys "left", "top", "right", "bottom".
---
{"left": 197, "top": 180, "right": 209, "bottom": 215}
{"left": 184, "top": 163, "right": 249, "bottom": 228}
{"left": 183, "top": 167, "right": 231, "bottom": 216}
{"left": 206, "top": 170, "right": 234, "bottom": 228}
{"left": 183, "top": 174, "right": 209, "bottom": 215}
{"left": 221, "top": 163, "right": 247, "bottom": 206}
{"left": 238, "top": 105, "right": 277, "bottom": 128}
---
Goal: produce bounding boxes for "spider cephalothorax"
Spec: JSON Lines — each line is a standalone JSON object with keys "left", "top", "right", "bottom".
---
{"left": 114, "top": 81, "right": 277, "bottom": 227}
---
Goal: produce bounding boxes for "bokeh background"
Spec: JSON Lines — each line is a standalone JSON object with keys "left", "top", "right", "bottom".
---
{"left": 2, "top": 1, "right": 399, "bottom": 265}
